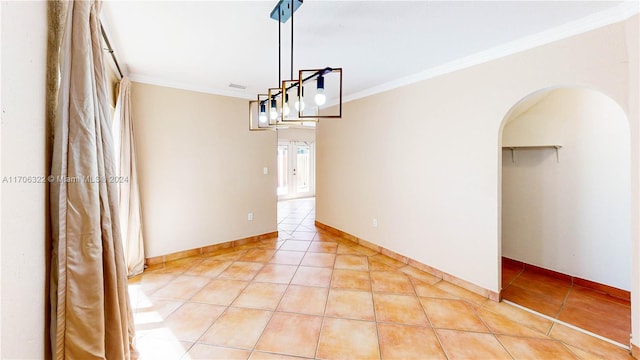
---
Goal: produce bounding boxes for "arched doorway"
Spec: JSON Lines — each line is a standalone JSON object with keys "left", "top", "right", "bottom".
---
{"left": 498, "top": 87, "right": 632, "bottom": 347}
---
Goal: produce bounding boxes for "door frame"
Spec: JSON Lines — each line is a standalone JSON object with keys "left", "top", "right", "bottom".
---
{"left": 277, "top": 140, "right": 315, "bottom": 201}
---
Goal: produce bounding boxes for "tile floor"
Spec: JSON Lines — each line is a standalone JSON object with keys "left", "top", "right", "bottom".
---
{"left": 502, "top": 260, "right": 632, "bottom": 346}
{"left": 128, "top": 198, "right": 633, "bottom": 359}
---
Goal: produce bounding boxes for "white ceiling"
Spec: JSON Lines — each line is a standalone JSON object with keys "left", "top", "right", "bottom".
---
{"left": 100, "top": 1, "right": 638, "bottom": 101}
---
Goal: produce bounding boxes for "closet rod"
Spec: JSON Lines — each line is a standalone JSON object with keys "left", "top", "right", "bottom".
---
{"left": 99, "top": 21, "right": 123, "bottom": 79}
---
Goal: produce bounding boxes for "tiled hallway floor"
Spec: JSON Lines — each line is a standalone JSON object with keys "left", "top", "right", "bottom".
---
{"left": 128, "top": 198, "right": 633, "bottom": 359}
{"left": 502, "top": 260, "right": 631, "bottom": 346}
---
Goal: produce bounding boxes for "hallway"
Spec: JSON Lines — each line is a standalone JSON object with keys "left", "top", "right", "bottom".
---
{"left": 127, "top": 198, "right": 632, "bottom": 359}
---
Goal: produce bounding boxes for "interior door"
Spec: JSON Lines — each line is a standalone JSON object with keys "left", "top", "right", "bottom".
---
{"left": 277, "top": 140, "right": 315, "bottom": 200}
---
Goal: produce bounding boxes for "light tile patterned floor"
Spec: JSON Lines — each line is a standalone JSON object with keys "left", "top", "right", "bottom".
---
{"left": 128, "top": 198, "right": 633, "bottom": 359}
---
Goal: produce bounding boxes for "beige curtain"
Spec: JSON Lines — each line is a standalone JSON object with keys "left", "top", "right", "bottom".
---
{"left": 49, "top": 1, "right": 136, "bottom": 359}
{"left": 113, "top": 76, "right": 145, "bottom": 277}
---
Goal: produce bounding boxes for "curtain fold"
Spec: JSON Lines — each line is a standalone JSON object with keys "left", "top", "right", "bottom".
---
{"left": 49, "top": 1, "right": 136, "bottom": 359}
{"left": 113, "top": 76, "right": 145, "bottom": 277}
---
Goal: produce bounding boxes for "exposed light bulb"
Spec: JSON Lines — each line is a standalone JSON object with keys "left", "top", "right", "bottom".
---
{"left": 283, "top": 94, "right": 290, "bottom": 116}
{"left": 259, "top": 103, "right": 267, "bottom": 124}
{"left": 270, "top": 99, "right": 278, "bottom": 120}
{"left": 295, "top": 86, "right": 306, "bottom": 112}
{"left": 315, "top": 88, "right": 326, "bottom": 106}
{"left": 315, "top": 75, "right": 326, "bottom": 106}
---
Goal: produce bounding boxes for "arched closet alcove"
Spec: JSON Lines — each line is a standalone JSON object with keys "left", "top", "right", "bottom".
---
{"left": 499, "top": 87, "right": 631, "bottom": 346}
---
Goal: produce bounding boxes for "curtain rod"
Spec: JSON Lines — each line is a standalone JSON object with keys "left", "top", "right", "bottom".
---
{"left": 99, "top": 21, "right": 124, "bottom": 79}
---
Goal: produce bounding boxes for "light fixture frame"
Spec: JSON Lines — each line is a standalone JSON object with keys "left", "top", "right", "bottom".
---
{"left": 267, "top": 87, "right": 284, "bottom": 126}
{"left": 248, "top": 100, "right": 271, "bottom": 131}
{"left": 257, "top": 94, "right": 275, "bottom": 130}
{"left": 248, "top": 0, "right": 342, "bottom": 130}
{"left": 280, "top": 79, "right": 318, "bottom": 123}
{"left": 297, "top": 67, "right": 342, "bottom": 119}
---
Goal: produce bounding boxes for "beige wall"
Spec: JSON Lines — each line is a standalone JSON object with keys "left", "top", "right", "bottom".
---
{"left": 502, "top": 88, "right": 630, "bottom": 290}
{"left": 277, "top": 127, "right": 316, "bottom": 142}
{"left": 316, "top": 15, "right": 638, "bottom": 337}
{"left": 1, "top": 1, "right": 48, "bottom": 358}
{"left": 131, "top": 83, "right": 277, "bottom": 257}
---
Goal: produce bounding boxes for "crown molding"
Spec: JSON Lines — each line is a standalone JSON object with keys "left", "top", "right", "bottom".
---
{"left": 126, "top": 2, "right": 638, "bottom": 103}
{"left": 344, "top": 1, "right": 640, "bottom": 104}
{"left": 127, "top": 74, "right": 257, "bottom": 100}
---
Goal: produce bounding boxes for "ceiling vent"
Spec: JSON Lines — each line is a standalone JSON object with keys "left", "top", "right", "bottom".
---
{"left": 228, "top": 83, "right": 247, "bottom": 90}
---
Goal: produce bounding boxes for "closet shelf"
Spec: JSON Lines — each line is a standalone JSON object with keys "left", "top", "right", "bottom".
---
{"left": 502, "top": 145, "right": 562, "bottom": 150}
{"left": 502, "top": 145, "right": 562, "bottom": 162}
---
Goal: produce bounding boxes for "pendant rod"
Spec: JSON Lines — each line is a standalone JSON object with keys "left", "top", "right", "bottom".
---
{"left": 278, "top": 9, "right": 281, "bottom": 84}
{"left": 290, "top": 0, "right": 294, "bottom": 80}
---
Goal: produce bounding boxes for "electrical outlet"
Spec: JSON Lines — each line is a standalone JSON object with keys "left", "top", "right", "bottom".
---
{"left": 372, "top": 218, "right": 378, "bottom": 227}
{"left": 263, "top": 167, "right": 269, "bottom": 175}
{"left": 248, "top": 212, "right": 253, "bottom": 221}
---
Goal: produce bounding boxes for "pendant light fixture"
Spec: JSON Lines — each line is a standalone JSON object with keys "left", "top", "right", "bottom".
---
{"left": 249, "top": 0, "right": 343, "bottom": 131}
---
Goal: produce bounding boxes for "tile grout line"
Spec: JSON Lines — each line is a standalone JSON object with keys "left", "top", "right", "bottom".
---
{"left": 280, "top": 201, "right": 327, "bottom": 359}
{"left": 134, "top": 200, "right": 309, "bottom": 359}
{"left": 201, "top": 245, "right": 281, "bottom": 355}
{"left": 553, "top": 282, "right": 573, "bottom": 319}
{"left": 142, "top": 257, "right": 217, "bottom": 353}
{"left": 468, "top": 286, "right": 516, "bottom": 359}
{"left": 242, "top": 246, "right": 284, "bottom": 359}
{"left": 367, "top": 256, "right": 384, "bottom": 360}
{"left": 312, "top": 272, "right": 331, "bottom": 359}
{"left": 502, "top": 299, "right": 630, "bottom": 350}
{"left": 501, "top": 265, "right": 524, "bottom": 292}
{"left": 250, "top": 206, "right": 316, "bottom": 359}
{"left": 408, "top": 275, "right": 450, "bottom": 359}
{"left": 190, "top": 263, "right": 257, "bottom": 352}
{"left": 501, "top": 264, "right": 630, "bottom": 347}
{"left": 492, "top": 335, "right": 517, "bottom": 360}
{"left": 311, "top": 209, "right": 330, "bottom": 360}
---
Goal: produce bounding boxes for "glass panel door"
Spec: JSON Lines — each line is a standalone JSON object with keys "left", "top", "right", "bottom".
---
{"left": 277, "top": 140, "right": 314, "bottom": 200}
{"left": 296, "top": 144, "right": 311, "bottom": 193}
{"left": 277, "top": 144, "right": 289, "bottom": 196}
